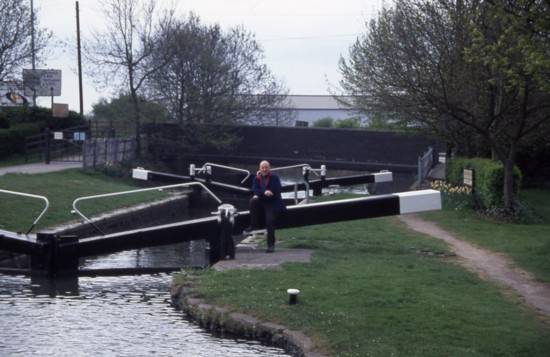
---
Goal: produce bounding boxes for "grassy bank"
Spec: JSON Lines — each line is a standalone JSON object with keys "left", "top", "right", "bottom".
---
{"left": 182, "top": 196, "right": 550, "bottom": 356}
{"left": 420, "top": 188, "right": 550, "bottom": 282}
{"left": 0, "top": 169, "right": 163, "bottom": 232}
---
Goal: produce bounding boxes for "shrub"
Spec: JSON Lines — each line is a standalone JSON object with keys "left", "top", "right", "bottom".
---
{"left": 0, "top": 111, "right": 9, "bottom": 128}
{"left": 446, "top": 157, "right": 522, "bottom": 210}
{"left": 0, "top": 107, "right": 85, "bottom": 160}
{"left": 0, "top": 122, "right": 43, "bottom": 158}
{"left": 313, "top": 117, "right": 334, "bottom": 128}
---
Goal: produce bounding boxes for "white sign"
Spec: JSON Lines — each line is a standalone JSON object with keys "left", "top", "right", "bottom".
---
{"left": 54, "top": 132, "right": 64, "bottom": 140}
{"left": 0, "top": 81, "right": 29, "bottom": 107}
{"left": 23, "top": 69, "right": 62, "bottom": 96}
{"left": 463, "top": 169, "right": 474, "bottom": 187}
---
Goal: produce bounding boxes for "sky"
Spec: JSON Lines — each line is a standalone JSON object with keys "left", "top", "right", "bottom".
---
{"left": 34, "top": 0, "right": 385, "bottom": 114}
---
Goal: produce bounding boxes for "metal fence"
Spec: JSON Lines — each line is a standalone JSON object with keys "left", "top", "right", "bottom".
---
{"left": 417, "top": 146, "right": 434, "bottom": 188}
{"left": 24, "top": 125, "right": 90, "bottom": 163}
{"left": 83, "top": 138, "right": 135, "bottom": 168}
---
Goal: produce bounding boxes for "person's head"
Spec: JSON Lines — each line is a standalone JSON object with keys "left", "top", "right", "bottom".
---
{"left": 259, "top": 160, "right": 271, "bottom": 176}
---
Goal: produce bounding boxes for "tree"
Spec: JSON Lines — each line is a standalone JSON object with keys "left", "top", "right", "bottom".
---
{"left": 0, "top": 0, "right": 51, "bottom": 80}
{"left": 92, "top": 93, "right": 169, "bottom": 130}
{"left": 313, "top": 117, "right": 334, "bottom": 128}
{"left": 85, "top": 0, "right": 173, "bottom": 156}
{"left": 147, "top": 14, "right": 288, "bottom": 127}
{"left": 335, "top": 116, "right": 361, "bottom": 129}
{"left": 339, "top": 0, "right": 550, "bottom": 211}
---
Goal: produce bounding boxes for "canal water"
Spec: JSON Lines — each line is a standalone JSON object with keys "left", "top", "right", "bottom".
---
{"left": 0, "top": 244, "right": 291, "bottom": 356}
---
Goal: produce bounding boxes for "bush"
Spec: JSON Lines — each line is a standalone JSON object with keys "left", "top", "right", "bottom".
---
{"left": 313, "top": 117, "right": 334, "bottom": 128}
{"left": 335, "top": 117, "right": 361, "bottom": 128}
{"left": 0, "top": 111, "right": 9, "bottom": 128}
{"left": 447, "top": 157, "right": 522, "bottom": 210}
{"left": 0, "top": 107, "right": 85, "bottom": 160}
{"left": 0, "top": 122, "right": 44, "bottom": 158}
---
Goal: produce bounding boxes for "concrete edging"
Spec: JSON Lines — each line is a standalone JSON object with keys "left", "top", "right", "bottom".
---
{"left": 170, "top": 284, "right": 328, "bottom": 357}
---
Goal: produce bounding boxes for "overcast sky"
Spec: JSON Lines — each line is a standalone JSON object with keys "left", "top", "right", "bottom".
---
{"left": 35, "top": 0, "right": 384, "bottom": 114}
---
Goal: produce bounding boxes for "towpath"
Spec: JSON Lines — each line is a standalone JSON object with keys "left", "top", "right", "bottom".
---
{"left": 0, "top": 162, "right": 82, "bottom": 176}
{"left": 399, "top": 214, "right": 550, "bottom": 318}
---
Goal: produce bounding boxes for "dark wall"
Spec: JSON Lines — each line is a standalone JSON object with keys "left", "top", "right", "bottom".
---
{"left": 145, "top": 124, "right": 443, "bottom": 173}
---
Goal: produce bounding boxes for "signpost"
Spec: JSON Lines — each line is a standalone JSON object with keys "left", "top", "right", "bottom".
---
{"left": 23, "top": 69, "right": 62, "bottom": 97}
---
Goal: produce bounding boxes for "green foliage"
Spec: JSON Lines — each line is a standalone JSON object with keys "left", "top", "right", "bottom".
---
{"left": 334, "top": 116, "right": 361, "bottom": 128}
{"left": 312, "top": 117, "right": 334, "bottom": 128}
{"left": 0, "top": 111, "right": 9, "bottom": 128}
{"left": 338, "top": 0, "right": 550, "bottom": 209}
{"left": 447, "top": 157, "right": 522, "bottom": 210}
{"left": 1, "top": 106, "right": 82, "bottom": 125}
{"left": 465, "top": 0, "right": 550, "bottom": 93}
{"left": 0, "top": 106, "right": 85, "bottom": 159}
{"left": 92, "top": 94, "right": 169, "bottom": 124}
{"left": 0, "top": 122, "right": 42, "bottom": 158}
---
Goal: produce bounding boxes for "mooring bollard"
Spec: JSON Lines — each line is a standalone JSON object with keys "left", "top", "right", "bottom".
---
{"left": 287, "top": 288, "right": 300, "bottom": 305}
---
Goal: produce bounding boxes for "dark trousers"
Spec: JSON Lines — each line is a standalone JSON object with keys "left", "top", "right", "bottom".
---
{"left": 249, "top": 196, "right": 279, "bottom": 248}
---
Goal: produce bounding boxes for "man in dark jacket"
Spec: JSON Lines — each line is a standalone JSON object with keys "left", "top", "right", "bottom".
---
{"left": 249, "top": 160, "right": 286, "bottom": 252}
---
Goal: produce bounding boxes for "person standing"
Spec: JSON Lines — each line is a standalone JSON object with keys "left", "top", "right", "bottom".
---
{"left": 248, "top": 160, "right": 286, "bottom": 252}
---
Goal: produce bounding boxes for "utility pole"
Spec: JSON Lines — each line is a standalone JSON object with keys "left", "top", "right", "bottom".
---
{"left": 76, "top": 1, "right": 84, "bottom": 119}
{"left": 30, "top": 0, "right": 36, "bottom": 107}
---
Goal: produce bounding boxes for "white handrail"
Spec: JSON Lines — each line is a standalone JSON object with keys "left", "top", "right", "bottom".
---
{"left": 270, "top": 163, "right": 311, "bottom": 172}
{"left": 199, "top": 162, "right": 251, "bottom": 184}
{"left": 271, "top": 163, "right": 323, "bottom": 177}
{"left": 71, "top": 182, "right": 222, "bottom": 235}
{"left": 0, "top": 188, "right": 50, "bottom": 235}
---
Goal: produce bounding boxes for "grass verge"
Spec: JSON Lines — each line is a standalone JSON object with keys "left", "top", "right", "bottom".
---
{"left": 183, "top": 205, "right": 550, "bottom": 356}
{"left": 0, "top": 169, "right": 165, "bottom": 232}
{"left": 420, "top": 188, "right": 550, "bottom": 282}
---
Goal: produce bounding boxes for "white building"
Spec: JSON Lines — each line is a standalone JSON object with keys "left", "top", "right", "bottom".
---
{"left": 250, "top": 95, "right": 367, "bottom": 127}
{"left": 284, "top": 95, "right": 366, "bottom": 126}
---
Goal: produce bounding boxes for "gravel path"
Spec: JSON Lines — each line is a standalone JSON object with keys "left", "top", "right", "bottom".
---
{"left": 0, "top": 162, "right": 82, "bottom": 176}
{"left": 399, "top": 214, "right": 550, "bottom": 318}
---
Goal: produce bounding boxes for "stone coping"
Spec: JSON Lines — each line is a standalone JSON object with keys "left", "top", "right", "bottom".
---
{"left": 171, "top": 284, "right": 328, "bottom": 357}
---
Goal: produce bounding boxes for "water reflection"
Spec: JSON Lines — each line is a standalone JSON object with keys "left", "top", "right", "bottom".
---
{"left": 0, "top": 273, "right": 290, "bottom": 357}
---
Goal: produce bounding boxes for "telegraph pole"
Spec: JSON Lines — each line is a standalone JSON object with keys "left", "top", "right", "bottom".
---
{"left": 76, "top": 1, "right": 84, "bottom": 118}
{"left": 30, "top": 0, "right": 36, "bottom": 106}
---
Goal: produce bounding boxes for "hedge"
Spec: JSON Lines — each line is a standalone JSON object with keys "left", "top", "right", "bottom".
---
{"left": 447, "top": 157, "right": 522, "bottom": 209}
{"left": 0, "top": 107, "right": 85, "bottom": 159}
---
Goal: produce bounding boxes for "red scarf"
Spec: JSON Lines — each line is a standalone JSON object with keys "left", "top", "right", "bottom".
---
{"left": 257, "top": 172, "right": 271, "bottom": 189}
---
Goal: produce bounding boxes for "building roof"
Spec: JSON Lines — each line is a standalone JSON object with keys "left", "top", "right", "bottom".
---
{"left": 280, "top": 95, "right": 357, "bottom": 110}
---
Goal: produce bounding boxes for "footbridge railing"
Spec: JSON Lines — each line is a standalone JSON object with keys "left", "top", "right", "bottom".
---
{"left": 71, "top": 181, "right": 222, "bottom": 235}
{"left": 0, "top": 188, "right": 50, "bottom": 235}
{"left": 132, "top": 163, "right": 393, "bottom": 200}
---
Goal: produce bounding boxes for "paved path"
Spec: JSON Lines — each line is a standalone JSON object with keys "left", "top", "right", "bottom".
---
{"left": 0, "top": 162, "right": 82, "bottom": 176}
{"left": 214, "top": 234, "right": 313, "bottom": 271}
{"left": 399, "top": 214, "right": 550, "bottom": 318}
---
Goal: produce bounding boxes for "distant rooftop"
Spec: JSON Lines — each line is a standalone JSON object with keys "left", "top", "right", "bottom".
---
{"left": 280, "top": 95, "right": 358, "bottom": 110}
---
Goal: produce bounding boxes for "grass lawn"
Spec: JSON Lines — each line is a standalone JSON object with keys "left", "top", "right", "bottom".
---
{"left": 0, "top": 169, "right": 165, "bottom": 232}
{"left": 183, "top": 196, "right": 550, "bottom": 356}
{"left": 420, "top": 188, "right": 550, "bottom": 282}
